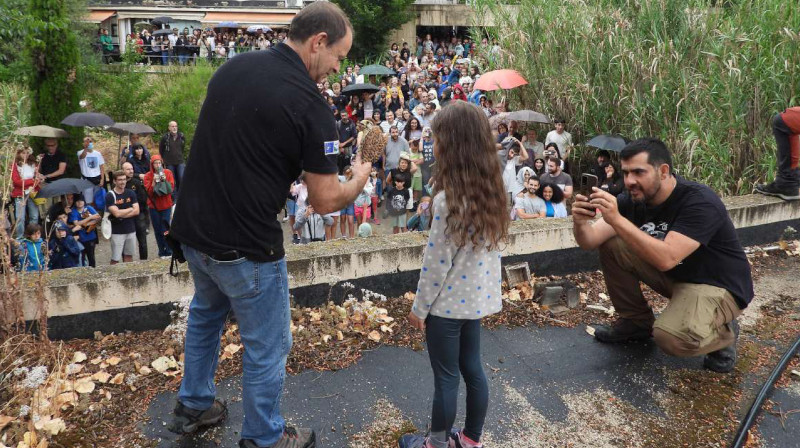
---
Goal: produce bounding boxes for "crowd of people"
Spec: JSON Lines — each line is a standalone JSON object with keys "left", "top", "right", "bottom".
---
{"left": 99, "top": 26, "right": 289, "bottom": 65}
{"left": 281, "top": 32, "right": 625, "bottom": 244}
{"left": 5, "top": 121, "right": 187, "bottom": 271}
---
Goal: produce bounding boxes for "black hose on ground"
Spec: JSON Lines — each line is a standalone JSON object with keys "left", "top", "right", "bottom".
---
{"left": 731, "top": 333, "right": 800, "bottom": 448}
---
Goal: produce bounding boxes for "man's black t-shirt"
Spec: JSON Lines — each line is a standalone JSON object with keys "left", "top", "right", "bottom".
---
{"left": 106, "top": 189, "right": 137, "bottom": 234}
{"left": 170, "top": 43, "right": 338, "bottom": 262}
{"left": 617, "top": 176, "right": 753, "bottom": 309}
{"left": 337, "top": 120, "right": 357, "bottom": 147}
{"left": 40, "top": 150, "right": 67, "bottom": 182}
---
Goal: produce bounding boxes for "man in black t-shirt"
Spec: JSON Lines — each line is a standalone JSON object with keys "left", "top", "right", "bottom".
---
{"left": 105, "top": 171, "right": 139, "bottom": 264}
{"left": 168, "top": 3, "right": 368, "bottom": 447}
{"left": 37, "top": 138, "right": 67, "bottom": 184}
{"left": 573, "top": 138, "right": 753, "bottom": 374}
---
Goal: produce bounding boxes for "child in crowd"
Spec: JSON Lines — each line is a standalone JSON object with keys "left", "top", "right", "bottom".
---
{"left": 289, "top": 176, "right": 308, "bottom": 244}
{"left": 386, "top": 176, "right": 411, "bottom": 234}
{"left": 69, "top": 194, "right": 101, "bottom": 267}
{"left": 368, "top": 166, "right": 381, "bottom": 225}
{"left": 402, "top": 101, "right": 509, "bottom": 448}
{"left": 339, "top": 166, "right": 357, "bottom": 239}
{"left": 49, "top": 222, "right": 81, "bottom": 270}
{"left": 354, "top": 168, "right": 376, "bottom": 226}
{"left": 406, "top": 195, "right": 432, "bottom": 232}
{"left": 17, "top": 223, "right": 46, "bottom": 272}
{"left": 293, "top": 205, "right": 332, "bottom": 244}
{"left": 409, "top": 139, "right": 424, "bottom": 204}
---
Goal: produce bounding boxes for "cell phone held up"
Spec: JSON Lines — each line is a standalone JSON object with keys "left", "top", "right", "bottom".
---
{"left": 580, "top": 173, "right": 599, "bottom": 197}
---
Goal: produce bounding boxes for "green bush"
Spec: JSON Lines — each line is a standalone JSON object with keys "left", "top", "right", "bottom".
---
{"left": 472, "top": 0, "right": 799, "bottom": 195}
{"left": 145, "top": 61, "right": 216, "bottom": 155}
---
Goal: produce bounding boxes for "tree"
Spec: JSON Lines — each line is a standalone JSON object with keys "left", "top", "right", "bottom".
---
{"left": 331, "top": 0, "right": 415, "bottom": 61}
{"left": 27, "top": 0, "right": 84, "bottom": 174}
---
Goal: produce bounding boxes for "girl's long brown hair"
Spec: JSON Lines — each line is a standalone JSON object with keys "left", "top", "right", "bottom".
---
{"left": 431, "top": 101, "right": 509, "bottom": 250}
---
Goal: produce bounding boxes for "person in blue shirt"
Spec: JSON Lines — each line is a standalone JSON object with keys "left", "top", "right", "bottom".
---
{"left": 49, "top": 222, "right": 81, "bottom": 270}
{"left": 537, "top": 181, "right": 568, "bottom": 218}
{"left": 16, "top": 223, "right": 46, "bottom": 272}
{"left": 69, "top": 194, "right": 101, "bottom": 267}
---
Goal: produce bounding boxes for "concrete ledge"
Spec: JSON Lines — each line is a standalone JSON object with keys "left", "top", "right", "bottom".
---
{"left": 23, "top": 194, "right": 800, "bottom": 339}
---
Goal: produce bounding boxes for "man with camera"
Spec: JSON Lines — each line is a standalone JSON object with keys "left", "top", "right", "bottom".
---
{"left": 168, "top": 3, "right": 369, "bottom": 447}
{"left": 572, "top": 138, "right": 753, "bottom": 373}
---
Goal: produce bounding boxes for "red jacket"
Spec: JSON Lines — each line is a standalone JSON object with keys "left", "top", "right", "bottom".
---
{"left": 143, "top": 155, "right": 175, "bottom": 211}
{"left": 11, "top": 163, "right": 39, "bottom": 198}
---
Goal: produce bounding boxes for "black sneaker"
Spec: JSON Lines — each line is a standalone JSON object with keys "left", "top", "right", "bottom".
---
{"left": 593, "top": 318, "right": 653, "bottom": 343}
{"left": 754, "top": 182, "right": 800, "bottom": 201}
{"left": 240, "top": 426, "right": 316, "bottom": 448}
{"left": 703, "top": 319, "right": 739, "bottom": 373}
{"left": 168, "top": 399, "right": 227, "bottom": 434}
{"left": 292, "top": 234, "right": 300, "bottom": 245}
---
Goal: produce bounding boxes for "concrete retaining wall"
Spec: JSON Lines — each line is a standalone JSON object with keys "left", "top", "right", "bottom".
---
{"left": 23, "top": 194, "right": 800, "bottom": 339}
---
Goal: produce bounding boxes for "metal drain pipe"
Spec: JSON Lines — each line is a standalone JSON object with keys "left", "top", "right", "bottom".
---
{"left": 731, "top": 334, "right": 800, "bottom": 448}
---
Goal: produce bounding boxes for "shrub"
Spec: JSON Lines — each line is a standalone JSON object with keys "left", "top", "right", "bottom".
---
{"left": 145, "top": 61, "right": 216, "bottom": 154}
{"left": 471, "top": 0, "right": 799, "bottom": 195}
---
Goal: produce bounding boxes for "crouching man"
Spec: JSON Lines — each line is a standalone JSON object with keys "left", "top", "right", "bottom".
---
{"left": 571, "top": 138, "right": 753, "bottom": 373}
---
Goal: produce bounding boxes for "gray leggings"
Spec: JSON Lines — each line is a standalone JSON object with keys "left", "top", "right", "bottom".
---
{"left": 425, "top": 315, "right": 489, "bottom": 442}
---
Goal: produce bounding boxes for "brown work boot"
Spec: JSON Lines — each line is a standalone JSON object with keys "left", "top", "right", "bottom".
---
{"left": 239, "top": 426, "right": 316, "bottom": 448}
{"left": 593, "top": 318, "right": 652, "bottom": 343}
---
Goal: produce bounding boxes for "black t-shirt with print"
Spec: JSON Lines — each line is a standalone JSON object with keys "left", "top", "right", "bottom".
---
{"left": 617, "top": 176, "right": 753, "bottom": 308}
{"left": 40, "top": 150, "right": 67, "bottom": 182}
{"left": 170, "top": 43, "right": 338, "bottom": 262}
{"left": 105, "top": 189, "right": 137, "bottom": 235}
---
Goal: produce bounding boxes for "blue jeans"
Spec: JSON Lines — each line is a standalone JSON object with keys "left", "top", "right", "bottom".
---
{"left": 425, "top": 315, "right": 489, "bottom": 442}
{"left": 14, "top": 196, "right": 39, "bottom": 239}
{"left": 167, "top": 163, "right": 185, "bottom": 199}
{"left": 161, "top": 51, "right": 168, "bottom": 65}
{"left": 178, "top": 54, "right": 188, "bottom": 65}
{"left": 149, "top": 208, "right": 172, "bottom": 257}
{"left": 179, "top": 245, "right": 291, "bottom": 447}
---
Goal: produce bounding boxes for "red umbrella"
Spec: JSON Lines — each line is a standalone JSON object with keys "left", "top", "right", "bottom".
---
{"left": 474, "top": 69, "right": 528, "bottom": 91}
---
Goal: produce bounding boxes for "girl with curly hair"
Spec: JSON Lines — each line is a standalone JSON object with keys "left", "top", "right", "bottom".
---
{"left": 403, "top": 101, "right": 509, "bottom": 448}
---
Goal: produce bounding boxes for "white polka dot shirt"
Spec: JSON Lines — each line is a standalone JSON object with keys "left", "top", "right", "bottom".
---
{"left": 411, "top": 192, "right": 503, "bottom": 321}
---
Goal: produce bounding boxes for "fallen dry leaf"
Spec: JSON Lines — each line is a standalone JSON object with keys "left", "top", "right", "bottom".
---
{"left": 585, "top": 326, "right": 596, "bottom": 337}
{"left": 322, "top": 334, "right": 332, "bottom": 343}
{"left": 89, "top": 356, "right": 102, "bottom": 365}
{"left": 368, "top": 330, "right": 381, "bottom": 342}
{"left": 72, "top": 351, "right": 87, "bottom": 363}
{"left": 34, "top": 417, "right": 66, "bottom": 436}
{"left": 37, "top": 438, "right": 49, "bottom": 448}
{"left": 74, "top": 379, "right": 96, "bottom": 394}
{"left": 109, "top": 373, "right": 125, "bottom": 385}
{"left": 223, "top": 344, "right": 242, "bottom": 355}
{"left": 151, "top": 356, "right": 178, "bottom": 373}
{"left": 791, "top": 370, "right": 800, "bottom": 378}
{"left": 599, "top": 292, "right": 609, "bottom": 301}
{"left": 380, "top": 324, "right": 393, "bottom": 334}
{"left": 336, "top": 330, "right": 344, "bottom": 341}
{"left": 92, "top": 371, "right": 111, "bottom": 383}
{"left": 139, "top": 366, "right": 152, "bottom": 375}
{"left": 0, "top": 415, "right": 14, "bottom": 431}
{"left": 106, "top": 356, "right": 122, "bottom": 366}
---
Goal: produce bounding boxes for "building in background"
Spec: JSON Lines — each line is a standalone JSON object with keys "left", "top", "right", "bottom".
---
{"left": 83, "top": 0, "right": 309, "bottom": 53}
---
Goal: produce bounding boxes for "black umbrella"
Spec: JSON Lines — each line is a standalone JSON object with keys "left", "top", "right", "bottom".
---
{"left": 153, "top": 29, "right": 173, "bottom": 36}
{"left": 106, "top": 122, "right": 157, "bottom": 168}
{"left": 342, "top": 83, "right": 380, "bottom": 96}
{"left": 61, "top": 112, "right": 115, "bottom": 128}
{"left": 107, "top": 122, "right": 156, "bottom": 136}
{"left": 37, "top": 178, "right": 96, "bottom": 199}
{"left": 360, "top": 65, "right": 395, "bottom": 77}
{"left": 152, "top": 16, "right": 173, "bottom": 25}
{"left": 585, "top": 134, "right": 629, "bottom": 153}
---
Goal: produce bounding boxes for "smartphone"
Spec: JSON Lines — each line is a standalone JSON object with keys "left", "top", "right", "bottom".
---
{"left": 580, "top": 173, "right": 599, "bottom": 197}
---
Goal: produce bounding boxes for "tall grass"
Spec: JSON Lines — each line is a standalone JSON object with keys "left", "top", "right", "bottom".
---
{"left": 472, "top": 0, "right": 799, "bottom": 195}
{"left": 0, "top": 83, "right": 29, "bottom": 147}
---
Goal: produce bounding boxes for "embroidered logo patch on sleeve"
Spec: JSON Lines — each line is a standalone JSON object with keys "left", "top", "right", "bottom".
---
{"left": 324, "top": 140, "right": 338, "bottom": 156}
